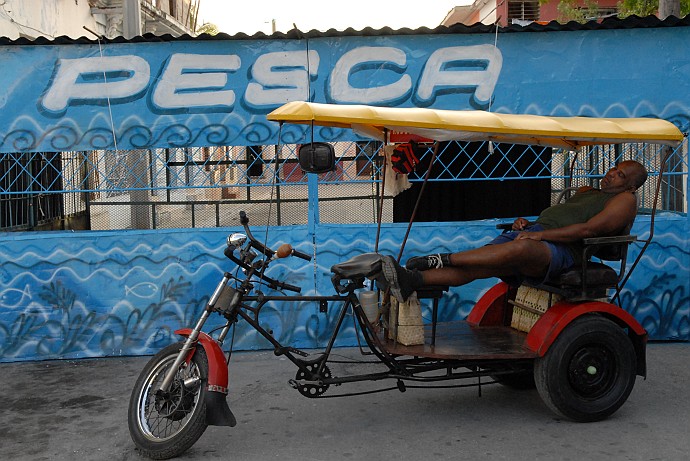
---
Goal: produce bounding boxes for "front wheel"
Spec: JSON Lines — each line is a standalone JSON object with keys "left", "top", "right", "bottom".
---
{"left": 128, "top": 342, "right": 209, "bottom": 459}
{"left": 534, "top": 314, "right": 637, "bottom": 422}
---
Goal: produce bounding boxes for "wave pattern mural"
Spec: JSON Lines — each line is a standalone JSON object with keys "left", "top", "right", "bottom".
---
{"left": 1, "top": 218, "right": 688, "bottom": 362}
{"left": 2, "top": 28, "right": 690, "bottom": 153}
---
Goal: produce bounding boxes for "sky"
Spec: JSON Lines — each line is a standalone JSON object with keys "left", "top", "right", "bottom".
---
{"left": 196, "top": 0, "right": 471, "bottom": 35}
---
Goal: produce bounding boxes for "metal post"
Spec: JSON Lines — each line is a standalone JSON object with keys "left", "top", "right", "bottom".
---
{"left": 129, "top": 149, "right": 151, "bottom": 229}
{"left": 123, "top": 0, "right": 142, "bottom": 39}
{"left": 659, "top": 0, "right": 681, "bottom": 19}
{"left": 307, "top": 171, "right": 319, "bottom": 234}
{"left": 274, "top": 145, "right": 282, "bottom": 225}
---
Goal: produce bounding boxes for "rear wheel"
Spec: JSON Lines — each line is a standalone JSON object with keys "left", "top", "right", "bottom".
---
{"left": 128, "top": 342, "right": 209, "bottom": 459}
{"left": 534, "top": 315, "right": 637, "bottom": 422}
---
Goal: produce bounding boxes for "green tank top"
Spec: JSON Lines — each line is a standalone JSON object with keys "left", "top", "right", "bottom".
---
{"left": 536, "top": 189, "right": 619, "bottom": 263}
{"left": 536, "top": 189, "right": 617, "bottom": 230}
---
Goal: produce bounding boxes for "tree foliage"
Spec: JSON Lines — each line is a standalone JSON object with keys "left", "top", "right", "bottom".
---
{"left": 557, "top": 0, "right": 603, "bottom": 22}
{"left": 555, "top": 0, "right": 690, "bottom": 23}
{"left": 619, "top": 0, "right": 690, "bottom": 17}
{"left": 196, "top": 22, "right": 219, "bottom": 36}
{"left": 618, "top": 0, "right": 660, "bottom": 17}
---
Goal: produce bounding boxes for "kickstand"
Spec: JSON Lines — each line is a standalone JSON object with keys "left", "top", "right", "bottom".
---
{"left": 477, "top": 369, "right": 482, "bottom": 397}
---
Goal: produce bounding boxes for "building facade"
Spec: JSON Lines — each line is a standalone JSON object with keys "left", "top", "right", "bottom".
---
{"left": 0, "top": 0, "right": 198, "bottom": 40}
{"left": 443, "top": 0, "right": 621, "bottom": 26}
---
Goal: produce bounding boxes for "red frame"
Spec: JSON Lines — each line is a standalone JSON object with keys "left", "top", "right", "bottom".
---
{"left": 466, "top": 282, "right": 647, "bottom": 357}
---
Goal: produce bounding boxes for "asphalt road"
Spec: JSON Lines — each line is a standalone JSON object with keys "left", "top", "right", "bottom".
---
{"left": 1, "top": 342, "right": 689, "bottom": 461}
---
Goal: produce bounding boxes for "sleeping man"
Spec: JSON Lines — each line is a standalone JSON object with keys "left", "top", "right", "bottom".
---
{"left": 377, "top": 160, "right": 648, "bottom": 303}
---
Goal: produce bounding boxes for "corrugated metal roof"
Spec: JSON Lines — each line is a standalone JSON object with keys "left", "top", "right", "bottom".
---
{"left": 0, "top": 14, "right": 688, "bottom": 46}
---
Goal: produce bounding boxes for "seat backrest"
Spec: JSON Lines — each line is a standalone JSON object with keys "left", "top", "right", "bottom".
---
{"left": 532, "top": 189, "right": 639, "bottom": 301}
{"left": 590, "top": 222, "right": 633, "bottom": 262}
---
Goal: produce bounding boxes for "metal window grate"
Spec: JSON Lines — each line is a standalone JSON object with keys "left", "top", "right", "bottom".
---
{"left": 508, "top": 1, "right": 540, "bottom": 21}
{"left": 1, "top": 139, "right": 687, "bottom": 231}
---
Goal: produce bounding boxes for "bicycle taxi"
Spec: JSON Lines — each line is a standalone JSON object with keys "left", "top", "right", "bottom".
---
{"left": 128, "top": 102, "right": 684, "bottom": 459}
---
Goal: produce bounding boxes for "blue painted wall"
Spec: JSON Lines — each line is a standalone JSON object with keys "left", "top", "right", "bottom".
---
{"left": 1, "top": 217, "right": 688, "bottom": 362}
{"left": 1, "top": 24, "right": 690, "bottom": 361}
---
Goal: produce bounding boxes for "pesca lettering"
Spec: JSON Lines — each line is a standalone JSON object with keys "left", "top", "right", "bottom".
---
{"left": 40, "top": 45, "right": 503, "bottom": 114}
{"left": 416, "top": 44, "right": 502, "bottom": 106}
{"left": 329, "top": 47, "right": 412, "bottom": 104}
{"left": 245, "top": 50, "right": 320, "bottom": 108}
{"left": 42, "top": 56, "right": 151, "bottom": 113}
{"left": 151, "top": 54, "right": 240, "bottom": 111}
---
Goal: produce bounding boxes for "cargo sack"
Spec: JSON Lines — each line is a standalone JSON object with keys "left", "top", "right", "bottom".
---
{"left": 388, "top": 292, "right": 425, "bottom": 345}
{"left": 510, "top": 286, "right": 562, "bottom": 333}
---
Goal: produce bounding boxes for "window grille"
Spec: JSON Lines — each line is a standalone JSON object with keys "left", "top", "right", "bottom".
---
{"left": 0, "top": 139, "right": 686, "bottom": 231}
{"left": 508, "top": 1, "right": 540, "bottom": 21}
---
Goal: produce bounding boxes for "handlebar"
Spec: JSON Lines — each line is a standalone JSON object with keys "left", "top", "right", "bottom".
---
{"left": 223, "top": 246, "right": 303, "bottom": 293}
{"left": 238, "top": 211, "right": 312, "bottom": 262}
{"left": 224, "top": 211, "right": 313, "bottom": 293}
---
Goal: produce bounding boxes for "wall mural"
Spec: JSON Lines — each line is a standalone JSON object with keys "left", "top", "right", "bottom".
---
{"left": 0, "top": 218, "right": 688, "bottom": 363}
{"left": 1, "top": 25, "right": 690, "bottom": 361}
{"left": 1, "top": 27, "right": 690, "bottom": 153}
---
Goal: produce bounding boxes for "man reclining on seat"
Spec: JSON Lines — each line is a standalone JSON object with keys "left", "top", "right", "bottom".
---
{"left": 377, "top": 160, "right": 648, "bottom": 303}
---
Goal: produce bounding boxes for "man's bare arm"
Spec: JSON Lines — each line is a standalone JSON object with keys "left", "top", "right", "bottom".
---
{"left": 516, "top": 192, "right": 637, "bottom": 243}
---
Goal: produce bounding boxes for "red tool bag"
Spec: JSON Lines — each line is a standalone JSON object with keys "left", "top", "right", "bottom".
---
{"left": 390, "top": 142, "right": 419, "bottom": 174}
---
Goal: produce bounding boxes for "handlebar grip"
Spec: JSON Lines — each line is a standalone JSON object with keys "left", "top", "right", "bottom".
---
{"left": 275, "top": 243, "right": 294, "bottom": 259}
{"left": 275, "top": 243, "right": 311, "bottom": 261}
{"left": 276, "top": 281, "right": 301, "bottom": 293}
{"left": 292, "top": 248, "right": 312, "bottom": 261}
{"left": 239, "top": 210, "right": 248, "bottom": 225}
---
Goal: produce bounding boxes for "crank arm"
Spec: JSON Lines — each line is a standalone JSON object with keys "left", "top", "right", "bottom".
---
{"left": 288, "top": 378, "right": 322, "bottom": 388}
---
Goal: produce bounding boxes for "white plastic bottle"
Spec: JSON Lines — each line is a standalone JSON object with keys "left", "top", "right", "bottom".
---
{"left": 358, "top": 290, "right": 379, "bottom": 323}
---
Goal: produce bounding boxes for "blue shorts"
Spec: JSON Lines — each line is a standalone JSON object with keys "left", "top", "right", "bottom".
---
{"left": 489, "top": 224, "right": 575, "bottom": 286}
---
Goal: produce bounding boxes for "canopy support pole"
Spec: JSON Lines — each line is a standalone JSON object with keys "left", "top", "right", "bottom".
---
{"left": 397, "top": 142, "right": 439, "bottom": 263}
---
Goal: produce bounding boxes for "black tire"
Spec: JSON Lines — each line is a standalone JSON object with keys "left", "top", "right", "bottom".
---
{"left": 534, "top": 314, "right": 637, "bottom": 422}
{"left": 128, "top": 342, "right": 209, "bottom": 459}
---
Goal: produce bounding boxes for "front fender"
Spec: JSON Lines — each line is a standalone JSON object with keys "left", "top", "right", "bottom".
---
{"left": 526, "top": 301, "right": 647, "bottom": 376}
{"left": 175, "top": 328, "right": 228, "bottom": 390}
{"left": 175, "top": 328, "right": 236, "bottom": 427}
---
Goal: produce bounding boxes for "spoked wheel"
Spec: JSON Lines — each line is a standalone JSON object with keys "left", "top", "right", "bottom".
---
{"left": 128, "top": 342, "right": 209, "bottom": 459}
{"left": 534, "top": 314, "right": 637, "bottom": 422}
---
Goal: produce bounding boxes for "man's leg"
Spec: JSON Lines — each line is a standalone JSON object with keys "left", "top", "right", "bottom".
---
{"left": 380, "top": 239, "right": 552, "bottom": 302}
{"left": 407, "top": 253, "right": 452, "bottom": 270}
{"left": 406, "top": 227, "right": 538, "bottom": 271}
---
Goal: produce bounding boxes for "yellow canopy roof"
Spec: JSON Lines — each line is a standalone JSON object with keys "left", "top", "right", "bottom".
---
{"left": 267, "top": 101, "right": 684, "bottom": 149}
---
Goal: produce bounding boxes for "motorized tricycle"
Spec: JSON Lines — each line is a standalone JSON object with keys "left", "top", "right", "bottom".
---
{"left": 128, "top": 102, "right": 684, "bottom": 459}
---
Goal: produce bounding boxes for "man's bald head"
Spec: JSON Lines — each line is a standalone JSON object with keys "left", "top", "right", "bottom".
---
{"left": 619, "top": 160, "right": 648, "bottom": 190}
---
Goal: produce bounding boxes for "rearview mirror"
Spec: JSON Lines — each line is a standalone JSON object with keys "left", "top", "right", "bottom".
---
{"left": 298, "top": 142, "right": 335, "bottom": 173}
{"left": 227, "top": 233, "right": 247, "bottom": 247}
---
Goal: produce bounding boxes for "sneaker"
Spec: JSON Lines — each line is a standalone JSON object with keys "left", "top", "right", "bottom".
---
{"left": 405, "top": 253, "right": 450, "bottom": 271}
{"left": 380, "top": 255, "right": 422, "bottom": 303}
